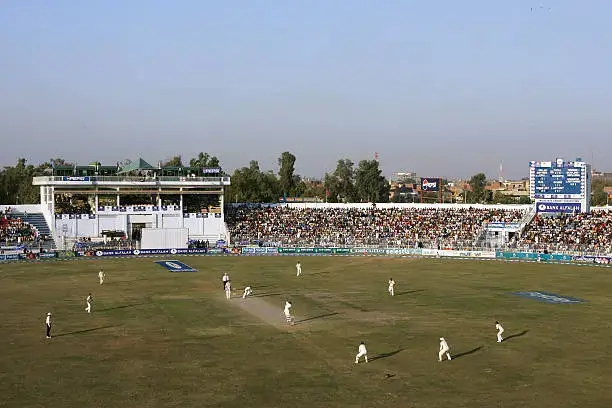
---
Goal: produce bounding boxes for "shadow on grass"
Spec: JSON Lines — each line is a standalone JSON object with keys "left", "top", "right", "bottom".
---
{"left": 252, "top": 284, "right": 276, "bottom": 290}
{"left": 252, "top": 292, "right": 282, "bottom": 298}
{"left": 97, "top": 303, "right": 143, "bottom": 312}
{"left": 308, "top": 270, "right": 332, "bottom": 276}
{"left": 54, "top": 325, "right": 119, "bottom": 337}
{"left": 370, "top": 348, "right": 405, "bottom": 362}
{"left": 394, "top": 289, "right": 426, "bottom": 296}
{"left": 112, "top": 277, "right": 159, "bottom": 284}
{"left": 504, "top": 330, "right": 528, "bottom": 342}
{"left": 296, "top": 312, "right": 340, "bottom": 324}
{"left": 452, "top": 346, "right": 483, "bottom": 359}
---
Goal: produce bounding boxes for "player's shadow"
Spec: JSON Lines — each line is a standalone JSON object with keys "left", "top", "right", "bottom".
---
{"left": 504, "top": 330, "right": 529, "bottom": 342}
{"left": 295, "top": 312, "right": 340, "bottom": 323}
{"left": 394, "top": 289, "right": 426, "bottom": 296}
{"left": 370, "top": 348, "right": 405, "bottom": 362}
{"left": 252, "top": 292, "right": 282, "bottom": 298}
{"left": 452, "top": 346, "right": 483, "bottom": 359}
{"left": 97, "top": 303, "right": 143, "bottom": 312}
{"left": 54, "top": 325, "right": 119, "bottom": 337}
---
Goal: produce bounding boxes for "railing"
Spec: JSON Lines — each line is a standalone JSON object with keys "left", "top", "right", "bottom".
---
{"left": 33, "top": 176, "right": 230, "bottom": 184}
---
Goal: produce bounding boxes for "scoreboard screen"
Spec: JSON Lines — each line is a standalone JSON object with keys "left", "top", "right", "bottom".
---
{"left": 529, "top": 160, "right": 587, "bottom": 199}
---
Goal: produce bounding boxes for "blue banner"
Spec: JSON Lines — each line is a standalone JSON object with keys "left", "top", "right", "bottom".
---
{"left": 420, "top": 178, "right": 440, "bottom": 192}
{"left": 536, "top": 202, "right": 581, "bottom": 213}
{"left": 0, "top": 254, "right": 20, "bottom": 261}
{"left": 496, "top": 252, "right": 574, "bottom": 262}
{"left": 85, "top": 248, "right": 229, "bottom": 257}
{"left": 62, "top": 176, "right": 90, "bottom": 181}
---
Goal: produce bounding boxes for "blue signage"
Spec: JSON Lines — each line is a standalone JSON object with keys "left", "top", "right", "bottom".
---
{"left": 155, "top": 260, "right": 197, "bottom": 272}
{"left": 536, "top": 202, "right": 581, "bottom": 213}
{"left": 62, "top": 176, "right": 90, "bottom": 181}
{"left": 530, "top": 163, "right": 585, "bottom": 198}
{"left": 420, "top": 178, "right": 440, "bottom": 192}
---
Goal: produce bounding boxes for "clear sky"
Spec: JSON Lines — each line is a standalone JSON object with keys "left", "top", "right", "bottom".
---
{"left": 1, "top": 0, "right": 610, "bottom": 180}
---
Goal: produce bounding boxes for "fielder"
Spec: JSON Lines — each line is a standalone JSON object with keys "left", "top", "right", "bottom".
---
{"left": 438, "top": 337, "right": 452, "bottom": 362}
{"left": 225, "top": 281, "right": 232, "bottom": 300}
{"left": 296, "top": 261, "right": 302, "bottom": 277}
{"left": 388, "top": 278, "right": 395, "bottom": 296}
{"left": 222, "top": 273, "right": 230, "bottom": 290}
{"left": 45, "top": 312, "right": 52, "bottom": 338}
{"left": 355, "top": 342, "right": 368, "bottom": 363}
{"left": 496, "top": 321, "right": 505, "bottom": 342}
{"left": 98, "top": 268, "right": 105, "bottom": 285}
{"left": 284, "top": 300, "right": 294, "bottom": 325}
{"left": 85, "top": 293, "right": 93, "bottom": 313}
{"left": 242, "top": 286, "right": 252, "bottom": 299}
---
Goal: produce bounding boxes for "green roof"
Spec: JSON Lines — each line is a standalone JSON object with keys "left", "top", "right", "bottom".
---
{"left": 117, "top": 158, "right": 155, "bottom": 174}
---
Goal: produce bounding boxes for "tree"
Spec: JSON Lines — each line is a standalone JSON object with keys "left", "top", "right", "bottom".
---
{"left": 162, "top": 155, "right": 183, "bottom": 168}
{"left": 226, "top": 160, "right": 280, "bottom": 203}
{"left": 189, "top": 152, "right": 220, "bottom": 169}
{"left": 592, "top": 190, "right": 608, "bottom": 207}
{"left": 323, "top": 159, "right": 357, "bottom": 202}
{"left": 468, "top": 173, "right": 488, "bottom": 203}
{"left": 355, "top": 159, "right": 390, "bottom": 203}
{"left": 492, "top": 191, "right": 514, "bottom": 204}
{"left": 518, "top": 195, "right": 533, "bottom": 204}
{"left": 0, "top": 158, "right": 51, "bottom": 204}
{"left": 50, "top": 158, "right": 74, "bottom": 167}
{"left": 278, "top": 151, "right": 296, "bottom": 197}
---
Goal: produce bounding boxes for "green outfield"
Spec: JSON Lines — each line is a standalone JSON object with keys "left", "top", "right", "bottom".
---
{"left": 1, "top": 256, "right": 611, "bottom": 407}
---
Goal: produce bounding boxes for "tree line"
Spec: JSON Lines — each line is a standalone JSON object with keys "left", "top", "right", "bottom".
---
{"left": 0, "top": 153, "right": 610, "bottom": 206}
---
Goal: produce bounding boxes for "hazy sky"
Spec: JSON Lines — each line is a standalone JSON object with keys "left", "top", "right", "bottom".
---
{"left": 1, "top": 1, "right": 611, "bottom": 180}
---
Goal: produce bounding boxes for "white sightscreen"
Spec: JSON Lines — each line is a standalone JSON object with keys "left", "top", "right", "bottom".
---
{"left": 140, "top": 228, "right": 188, "bottom": 249}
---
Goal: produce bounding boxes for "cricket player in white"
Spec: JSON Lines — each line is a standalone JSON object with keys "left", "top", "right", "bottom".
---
{"left": 438, "top": 337, "right": 451, "bottom": 362}
{"left": 225, "top": 281, "right": 232, "bottom": 299}
{"left": 284, "top": 301, "right": 294, "bottom": 325}
{"left": 46, "top": 312, "right": 52, "bottom": 338}
{"left": 296, "top": 261, "right": 302, "bottom": 277}
{"left": 242, "top": 286, "right": 252, "bottom": 299}
{"left": 355, "top": 342, "right": 368, "bottom": 363}
{"left": 388, "top": 278, "right": 395, "bottom": 296}
{"left": 222, "top": 273, "right": 230, "bottom": 290}
{"left": 85, "top": 293, "right": 93, "bottom": 313}
{"left": 98, "top": 269, "right": 105, "bottom": 285}
{"left": 496, "top": 321, "right": 505, "bottom": 342}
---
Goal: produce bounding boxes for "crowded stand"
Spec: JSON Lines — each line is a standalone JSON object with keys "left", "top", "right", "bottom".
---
{"left": 0, "top": 208, "right": 39, "bottom": 246}
{"left": 226, "top": 205, "right": 526, "bottom": 248}
{"left": 511, "top": 210, "right": 612, "bottom": 254}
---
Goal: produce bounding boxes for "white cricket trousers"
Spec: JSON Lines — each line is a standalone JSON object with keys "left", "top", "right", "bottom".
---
{"left": 497, "top": 329, "right": 504, "bottom": 342}
{"left": 439, "top": 348, "right": 451, "bottom": 361}
{"left": 85, "top": 302, "right": 91, "bottom": 313}
{"left": 388, "top": 287, "right": 394, "bottom": 296}
{"left": 355, "top": 351, "right": 368, "bottom": 363}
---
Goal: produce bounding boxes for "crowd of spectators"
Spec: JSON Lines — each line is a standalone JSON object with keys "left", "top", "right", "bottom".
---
{"left": 226, "top": 205, "right": 526, "bottom": 248}
{"left": 1, "top": 208, "right": 39, "bottom": 246}
{"left": 512, "top": 210, "right": 612, "bottom": 254}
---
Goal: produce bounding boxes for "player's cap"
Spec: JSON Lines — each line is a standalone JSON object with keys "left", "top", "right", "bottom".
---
{"left": 47, "top": 312, "right": 51, "bottom": 315}
{"left": 439, "top": 337, "right": 444, "bottom": 340}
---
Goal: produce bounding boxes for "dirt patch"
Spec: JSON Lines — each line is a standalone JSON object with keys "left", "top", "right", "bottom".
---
{"left": 231, "top": 296, "right": 300, "bottom": 330}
